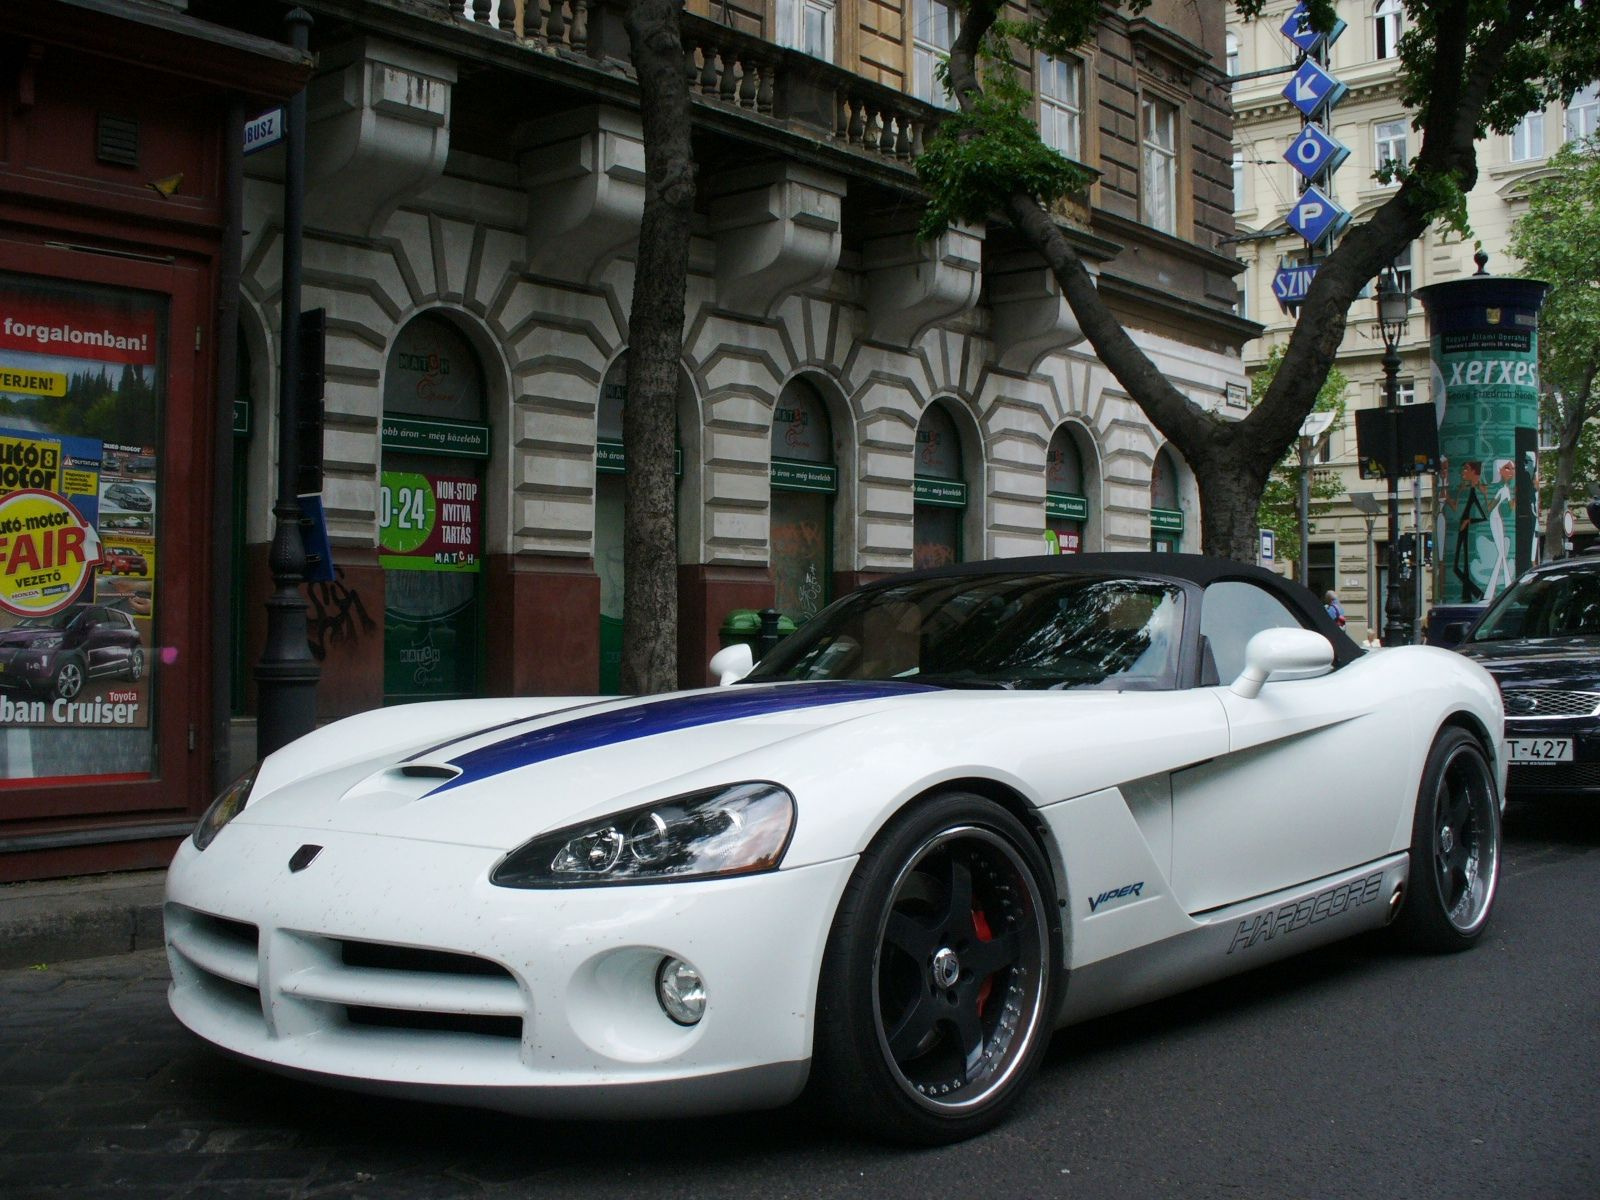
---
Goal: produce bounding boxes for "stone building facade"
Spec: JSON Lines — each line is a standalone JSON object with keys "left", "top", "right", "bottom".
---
{"left": 0, "top": 0, "right": 1250, "bottom": 880}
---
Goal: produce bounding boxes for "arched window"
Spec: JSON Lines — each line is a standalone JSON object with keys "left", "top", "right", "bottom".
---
{"left": 1045, "top": 426, "right": 1088, "bottom": 554}
{"left": 913, "top": 401, "right": 967, "bottom": 569}
{"left": 1150, "top": 446, "right": 1184, "bottom": 552}
{"left": 1374, "top": 0, "right": 1402, "bottom": 60}
{"left": 380, "top": 313, "right": 489, "bottom": 702}
{"left": 770, "top": 378, "right": 836, "bottom": 623}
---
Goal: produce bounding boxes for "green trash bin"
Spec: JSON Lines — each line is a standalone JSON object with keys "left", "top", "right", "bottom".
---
{"left": 719, "top": 608, "right": 796, "bottom": 656}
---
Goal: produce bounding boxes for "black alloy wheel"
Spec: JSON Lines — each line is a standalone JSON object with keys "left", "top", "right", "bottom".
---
{"left": 1392, "top": 726, "right": 1500, "bottom": 951}
{"left": 811, "top": 792, "right": 1058, "bottom": 1143}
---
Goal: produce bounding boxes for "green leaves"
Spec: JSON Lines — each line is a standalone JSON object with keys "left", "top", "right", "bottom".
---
{"left": 914, "top": 97, "right": 1094, "bottom": 240}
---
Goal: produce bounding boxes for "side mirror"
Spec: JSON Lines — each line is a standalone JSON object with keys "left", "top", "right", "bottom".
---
{"left": 1440, "top": 621, "right": 1471, "bottom": 644}
{"left": 709, "top": 642, "right": 754, "bottom": 686}
{"left": 1229, "top": 628, "right": 1334, "bottom": 699}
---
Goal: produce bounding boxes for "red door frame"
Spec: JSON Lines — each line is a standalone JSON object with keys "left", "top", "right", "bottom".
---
{"left": 0, "top": 235, "right": 215, "bottom": 879}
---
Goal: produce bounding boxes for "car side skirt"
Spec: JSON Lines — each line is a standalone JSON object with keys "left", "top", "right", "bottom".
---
{"left": 1055, "top": 853, "right": 1409, "bottom": 1027}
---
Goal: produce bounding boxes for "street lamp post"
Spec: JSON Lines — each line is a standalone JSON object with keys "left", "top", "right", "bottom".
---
{"left": 1377, "top": 266, "right": 1412, "bottom": 646}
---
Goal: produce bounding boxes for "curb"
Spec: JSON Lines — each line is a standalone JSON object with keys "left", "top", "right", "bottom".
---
{"left": 0, "top": 870, "right": 166, "bottom": 969}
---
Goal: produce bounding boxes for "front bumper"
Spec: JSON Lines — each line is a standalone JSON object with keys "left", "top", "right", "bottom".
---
{"left": 165, "top": 823, "right": 854, "bottom": 1118}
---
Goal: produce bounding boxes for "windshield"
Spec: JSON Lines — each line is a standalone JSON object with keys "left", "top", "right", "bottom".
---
{"left": 1469, "top": 566, "right": 1600, "bottom": 642}
{"left": 746, "top": 573, "right": 1185, "bottom": 690}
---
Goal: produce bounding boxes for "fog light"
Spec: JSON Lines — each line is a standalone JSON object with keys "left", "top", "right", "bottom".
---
{"left": 656, "top": 957, "right": 706, "bottom": 1026}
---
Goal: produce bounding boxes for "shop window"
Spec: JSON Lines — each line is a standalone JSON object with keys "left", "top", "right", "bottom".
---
{"left": 379, "top": 314, "right": 489, "bottom": 704}
{"left": 1045, "top": 426, "right": 1089, "bottom": 555}
{"left": 914, "top": 401, "right": 966, "bottom": 569}
{"left": 770, "top": 379, "right": 836, "bottom": 624}
{"left": 1150, "top": 445, "right": 1184, "bottom": 551}
{"left": 0, "top": 274, "right": 165, "bottom": 782}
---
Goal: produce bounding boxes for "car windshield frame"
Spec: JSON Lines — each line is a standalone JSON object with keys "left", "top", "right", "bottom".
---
{"left": 1467, "top": 564, "right": 1600, "bottom": 643}
{"left": 744, "top": 571, "right": 1187, "bottom": 691}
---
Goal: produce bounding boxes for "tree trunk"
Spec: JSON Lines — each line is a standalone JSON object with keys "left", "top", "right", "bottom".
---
{"left": 943, "top": 0, "right": 1529, "bottom": 562}
{"left": 1544, "top": 371, "right": 1598, "bottom": 560}
{"left": 620, "top": 0, "right": 695, "bottom": 693}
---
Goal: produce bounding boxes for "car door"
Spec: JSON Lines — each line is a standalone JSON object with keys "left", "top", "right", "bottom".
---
{"left": 1168, "top": 580, "right": 1397, "bottom": 914}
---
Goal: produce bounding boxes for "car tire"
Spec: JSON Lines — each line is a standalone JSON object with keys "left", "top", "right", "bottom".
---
{"left": 1391, "top": 726, "right": 1500, "bottom": 952}
{"left": 126, "top": 648, "right": 145, "bottom": 681}
{"left": 51, "top": 656, "right": 85, "bottom": 701}
{"left": 810, "top": 792, "right": 1059, "bottom": 1144}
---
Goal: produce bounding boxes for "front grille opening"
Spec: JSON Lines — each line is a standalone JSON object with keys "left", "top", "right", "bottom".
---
{"left": 192, "top": 911, "right": 259, "bottom": 951}
{"left": 345, "top": 1006, "right": 522, "bottom": 1039}
{"left": 339, "top": 939, "right": 511, "bottom": 978}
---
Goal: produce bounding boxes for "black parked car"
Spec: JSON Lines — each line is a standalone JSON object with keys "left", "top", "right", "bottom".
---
{"left": 1457, "top": 556, "right": 1600, "bottom": 800}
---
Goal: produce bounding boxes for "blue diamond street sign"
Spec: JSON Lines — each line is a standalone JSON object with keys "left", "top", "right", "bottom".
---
{"left": 1286, "top": 185, "right": 1350, "bottom": 245}
{"left": 1280, "top": 2, "right": 1348, "bottom": 54}
{"left": 1273, "top": 262, "right": 1320, "bottom": 309}
{"left": 1284, "top": 124, "right": 1351, "bottom": 182}
{"left": 1283, "top": 59, "right": 1348, "bottom": 119}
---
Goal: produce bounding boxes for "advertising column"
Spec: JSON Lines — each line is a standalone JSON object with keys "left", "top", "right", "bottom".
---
{"left": 0, "top": 276, "right": 162, "bottom": 783}
{"left": 1415, "top": 272, "right": 1548, "bottom": 603}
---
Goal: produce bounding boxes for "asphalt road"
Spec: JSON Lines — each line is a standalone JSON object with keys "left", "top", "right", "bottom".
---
{"left": 1, "top": 801, "right": 1595, "bottom": 1200}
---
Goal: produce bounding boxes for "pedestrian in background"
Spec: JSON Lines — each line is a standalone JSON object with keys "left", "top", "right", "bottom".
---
{"left": 1324, "top": 590, "right": 1346, "bottom": 627}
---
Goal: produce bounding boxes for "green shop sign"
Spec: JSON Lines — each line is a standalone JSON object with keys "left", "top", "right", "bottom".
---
{"left": 1045, "top": 491, "right": 1088, "bottom": 521}
{"left": 596, "top": 438, "right": 683, "bottom": 476}
{"left": 381, "top": 416, "right": 490, "bottom": 459}
{"left": 1150, "top": 507, "right": 1184, "bottom": 533}
{"left": 770, "top": 459, "right": 837, "bottom": 493}
{"left": 914, "top": 477, "right": 967, "bottom": 508}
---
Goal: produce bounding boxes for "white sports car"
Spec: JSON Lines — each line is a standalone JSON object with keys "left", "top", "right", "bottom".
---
{"left": 166, "top": 554, "right": 1504, "bottom": 1143}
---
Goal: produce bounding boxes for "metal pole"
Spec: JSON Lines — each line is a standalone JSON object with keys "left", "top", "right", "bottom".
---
{"left": 1413, "top": 473, "right": 1424, "bottom": 642}
{"left": 213, "top": 97, "right": 245, "bottom": 792}
{"left": 1298, "top": 435, "right": 1311, "bottom": 582}
{"left": 1363, "top": 512, "right": 1377, "bottom": 639}
{"left": 1382, "top": 339, "right": 1408, "bottom": 646}
{"left": 255, "top": 7, "right": 320, "bottom": 759}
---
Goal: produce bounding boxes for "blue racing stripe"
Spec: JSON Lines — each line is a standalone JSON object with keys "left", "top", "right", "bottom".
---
{"left": 432, "top": 681, "right": 932, "bottom": 793}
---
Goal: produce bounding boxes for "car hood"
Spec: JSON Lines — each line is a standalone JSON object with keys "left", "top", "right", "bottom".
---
{"left": 1457, "top": 638, "right": 1600, "bottom": 690}
{"left": 230, "top": 680, "right": 1232, "bottom": 856}
{"left": 235, "top": 682, "right": 948, "bottom": 848}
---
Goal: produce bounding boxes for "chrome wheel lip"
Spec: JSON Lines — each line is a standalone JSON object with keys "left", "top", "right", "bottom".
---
{"left": 1434, "top": 745, "right": 1500, "bottom": 935}
{"left": 869, "top": 824, "right": 1051, "bottom": 1116}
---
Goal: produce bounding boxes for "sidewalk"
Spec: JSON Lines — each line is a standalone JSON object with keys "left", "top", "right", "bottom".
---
{"left": 0, "top": 869, "right": 165, "bottom": 969}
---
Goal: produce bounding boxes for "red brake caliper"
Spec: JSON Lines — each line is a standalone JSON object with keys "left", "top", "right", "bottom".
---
{"left": 972, "top": 907, "right": 995, "bottom": 1015}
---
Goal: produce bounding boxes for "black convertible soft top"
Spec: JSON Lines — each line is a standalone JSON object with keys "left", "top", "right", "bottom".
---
{"left": 874, "top": 552, "right": 1366, "bottom": 669}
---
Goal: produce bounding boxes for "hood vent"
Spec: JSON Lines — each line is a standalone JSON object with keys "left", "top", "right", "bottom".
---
{"left": 339, "top": 762, "right": 464, "bottom": 809}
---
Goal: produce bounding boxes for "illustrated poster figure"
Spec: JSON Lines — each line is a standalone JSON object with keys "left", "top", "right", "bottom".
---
{"left": 1444, "top": 460, "right": 1488, "bottom": 601}
{"left": 1486, "top": 460, "right": 1515, "bottom": 597}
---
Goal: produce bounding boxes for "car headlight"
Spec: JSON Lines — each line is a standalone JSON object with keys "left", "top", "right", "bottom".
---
{"left": 192, "top": 765, "right": 259, "bottom": 851}
{"left": 490, "top": 781, "right": 795, "bottom": 888}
